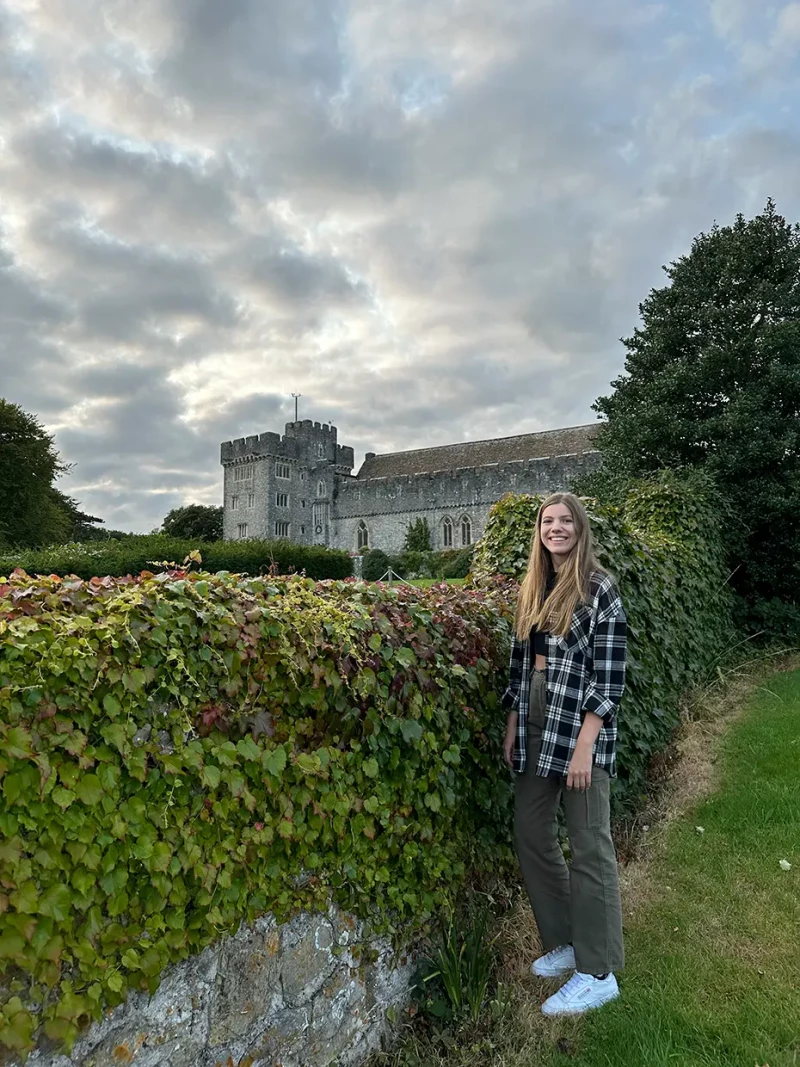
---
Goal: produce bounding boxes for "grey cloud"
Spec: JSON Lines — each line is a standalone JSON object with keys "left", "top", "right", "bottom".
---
{"left": 1, "top": 0, "right": 799, "bottom": 533}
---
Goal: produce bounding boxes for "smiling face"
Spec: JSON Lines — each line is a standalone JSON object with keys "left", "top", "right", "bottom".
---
{"left": 539, "top": 501, "right": 578, "bottom": 567}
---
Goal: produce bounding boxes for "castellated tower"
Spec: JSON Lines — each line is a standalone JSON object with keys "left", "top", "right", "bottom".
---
{"left": 220, "top": 421, "right": 355, "bottom": 545}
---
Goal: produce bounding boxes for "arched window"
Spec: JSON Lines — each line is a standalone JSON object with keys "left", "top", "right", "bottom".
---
{"left": 357, "top": 521, "right": 369, "bottom": 550}
{"left": 317, "top": 480, "right": 326, "bottom": 498}
{"left": 442, "top": 517, "right": 453, "bottom": 548}
{"left": 460, "top": 515, "right": 472, "bottom": 547}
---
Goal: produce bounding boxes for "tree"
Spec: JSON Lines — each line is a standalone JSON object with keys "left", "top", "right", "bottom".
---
{"left": 161, "top": 504, "right": 224, "bottom": 541}
{"left": 403, "top": 517, "right": 432, "bottom": 553}
{"left": 0, "top": 399, "right": 77, "bottom": 548}
{"left": 592, "top": 200, "right": 800, "bottom": 632}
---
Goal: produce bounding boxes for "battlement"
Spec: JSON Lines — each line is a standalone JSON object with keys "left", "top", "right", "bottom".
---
{"left": 221, "top": 421, "right": 344, "bottom": 465}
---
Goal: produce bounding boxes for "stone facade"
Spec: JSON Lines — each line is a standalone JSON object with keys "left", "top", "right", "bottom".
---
{"left": 16, "top": 905, "right": 415, "bottom": 1067}
{"left": 221, "top": 421, "right": 602, "bottom": 555}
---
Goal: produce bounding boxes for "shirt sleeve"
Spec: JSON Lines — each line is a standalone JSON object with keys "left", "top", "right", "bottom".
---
{"left": 583, "top": 588, "right": 627, "bottom": 723}
{"left": 501, "top": 633, "right": 525, "bottom": 710}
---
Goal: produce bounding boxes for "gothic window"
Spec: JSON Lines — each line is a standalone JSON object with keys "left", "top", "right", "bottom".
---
{"left": 247, "top": 493, "right": 255, "bottom": 507}
{"left": 357, "top": 522, "right": 369, "bottom": 550}
{"left": 276, "top": 492, "right": 288, "bottom": 508}
{"left": 276, "top": 462, "right": 291, "bottom": 479}
{"left": 231, "top": 495, "right": 239, "bottom": 510}
{"left": 317, "top": 442, "right": 325, "bottom": 458}
{"left": 275, "top": 521, "right": 290, "bottom": 537}
{"left": 237, "top": 523, "right": 248, "bottom": 539}
{"left": 317, "top": 480, "right": 325, "bottom": 498}
{"left": 234, "top": 464, "right": 254, "bottom": 482}
{"left": 460, "top": 516, "right": 472, "bottom": 547}
{"left": 442, "top": 517, "right": 453, "bottom": 548}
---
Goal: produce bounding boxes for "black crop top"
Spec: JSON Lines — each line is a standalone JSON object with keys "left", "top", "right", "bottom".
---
{"left": 530, "top": 570, "right": 557, "bottom": 659}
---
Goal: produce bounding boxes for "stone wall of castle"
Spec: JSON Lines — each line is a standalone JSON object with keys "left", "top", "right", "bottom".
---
{"left": 332, "top": 451, "right": 602, "bottom": 554}
{"left": 221, "top": 422, "right": 354, "bottom": 547}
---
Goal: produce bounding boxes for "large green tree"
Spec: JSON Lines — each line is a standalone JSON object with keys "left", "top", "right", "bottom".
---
{"left": 591, "top": 200, "right": 800, "bottom": 633}
{"left": 0, "top": 399, "right": 100, "bottom": 548}
{"left": 161, "top": 504, "right": 223, "bottom": 541}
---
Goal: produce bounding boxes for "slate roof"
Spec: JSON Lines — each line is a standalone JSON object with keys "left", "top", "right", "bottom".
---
{"left": 356, "top": 423, "right": 600, "bottom": 479}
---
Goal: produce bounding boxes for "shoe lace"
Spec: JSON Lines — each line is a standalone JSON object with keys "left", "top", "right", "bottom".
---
{"left": 555, "top": 972, "right": 586, "bottom": 1002}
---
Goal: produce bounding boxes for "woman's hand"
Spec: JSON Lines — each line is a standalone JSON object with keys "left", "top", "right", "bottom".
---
{"left": 503, "top": 711, "right": 518, "bottom": 769}
{"left": 566, "top": 743, "right": 593, "bottom": 791}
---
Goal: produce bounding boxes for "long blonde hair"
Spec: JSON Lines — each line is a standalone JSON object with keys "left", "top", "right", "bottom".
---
{"left": 514, "top": 492, "right": 604, "bottom": 639}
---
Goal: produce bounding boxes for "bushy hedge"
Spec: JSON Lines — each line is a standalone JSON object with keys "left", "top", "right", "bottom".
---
{"left": 0, "top": 535, "right": 352, "bottom": 582}
{"left": 361, "top": 547, "right": 474, "bottom": 582}
{"left": 472, "top": 472, "right": 737, "bottom": 803}
{"left": 0, "top": 569, "right": 514, "bottom": 1055}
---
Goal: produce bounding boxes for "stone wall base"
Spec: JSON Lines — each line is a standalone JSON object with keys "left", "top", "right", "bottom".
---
{"left": 17, "top": 905, "right": 416, "bottom": 1067}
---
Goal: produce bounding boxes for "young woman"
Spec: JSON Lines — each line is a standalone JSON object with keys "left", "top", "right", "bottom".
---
{"left": 502, "top": 492, "right": 627, "bottom": 1016}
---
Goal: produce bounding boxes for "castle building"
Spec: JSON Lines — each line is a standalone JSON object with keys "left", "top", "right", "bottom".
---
{"left": 220, "top": 420, "right": 601, "bottom": 554}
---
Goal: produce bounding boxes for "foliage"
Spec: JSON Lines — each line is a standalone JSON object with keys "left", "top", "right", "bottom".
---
{"left": 471, "top": 474, "right": 736, "bottom": 804}
{"left": 362, "top": 549, "right": 392, "bottom": 582}
{"left": 0, "top": 400, "right": 81, "bottom": 550}
{"left": 418, "top": 907, "right": 496, "bottom": 1025}
{"left": 591, "top": 200, "right": 800, "bottom": 637}
{"left": 161, "top": 505, "right": 224, "bottom": 542}
{"left": 0, "top": 569, "right": 516, "bottom": 1054}
{"left": 389, "top": 549, "right": 474, "bottom": 582}
{"left": 404, "top": 519, "right": 433, "bottom": 554}
{"left": 0, "top": 535, "right": 352, "bottom": 582}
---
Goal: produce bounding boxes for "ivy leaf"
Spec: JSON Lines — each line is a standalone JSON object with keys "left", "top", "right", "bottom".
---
{"left": 363, "top": 758, "right": 379, "bottom": 778}
{"left": 39, "top": 883, "right": 72, "bottom": 922}
{"left": 262, "top": 747, "right": 287, "bottom": 778}
{"left": 102, "top": 693, "right": 122, "bottom": 717}
{"left": 3, "top": 726, "right": 33, "bottom": 760}
{"left": 201, "top": 764, "right": 221, "bottom": 790}
{"left": 75, "top": 774, "right": 104, "bottom": 806}
{"left": 400, "top": 720, "right": 423, "bottom": 743}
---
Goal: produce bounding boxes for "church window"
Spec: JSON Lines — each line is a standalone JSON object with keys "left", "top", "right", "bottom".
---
{"left": 247, "top": 493, "right": 255, "bottom": 507}
{"left": 231, "top": 495, "right": 239, "bottom": 510}
{"left": 317, "top": 480, "right": 326, "bottom": 498}
{"left": 237, "top": 523, "right": 248, "bottom": 539}
{"left": 460, "top": 516, "right": 472, "bottom": 547}
{"left": 357, "top": 522, "right": 369, "bottom": 550}
{"left": 276, "top": 462, "right": 291, "bottom": 479}
{"left": 442, "top": 517, "right": 453, "bottom": 548}
{"left": 275, "top": 521, "right": 290, "bottom": 537}
{"left": 276, "top": 492, "right": 288, "bottom": 508}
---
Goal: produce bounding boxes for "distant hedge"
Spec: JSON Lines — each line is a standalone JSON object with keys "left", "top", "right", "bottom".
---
{"left": 0, "top": 570, "right": 514, "bottom": 1055}
{"left": 0, "top": 535, "right": 352, "bottom": 582}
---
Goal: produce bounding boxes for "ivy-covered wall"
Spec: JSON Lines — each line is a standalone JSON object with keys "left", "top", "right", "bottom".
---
{"left": 471, "top": 472, "right": 737, "bottom": 802}
{"left": 0, "top": 571, "right": 514, "bottom": 1056}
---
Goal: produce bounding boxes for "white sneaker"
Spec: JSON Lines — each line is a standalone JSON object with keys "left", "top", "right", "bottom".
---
{"left": 531, "top": 944, "right": 576, "bottom": 978}
{"left": 541, "top": 971, "right": 619, "bottom": 1016}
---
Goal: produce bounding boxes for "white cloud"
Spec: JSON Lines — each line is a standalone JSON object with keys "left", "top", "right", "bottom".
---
{"left": 0, "top": 0, "right": 799, "bottom": 531}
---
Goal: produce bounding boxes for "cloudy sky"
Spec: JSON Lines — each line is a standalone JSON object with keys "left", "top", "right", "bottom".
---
{"left": 1, "top": 0, "right": 799, "bottom": 532}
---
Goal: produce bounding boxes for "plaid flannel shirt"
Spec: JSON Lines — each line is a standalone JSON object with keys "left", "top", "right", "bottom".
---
{"left": 502, "top": 571, "right": 627, "bottom": 778}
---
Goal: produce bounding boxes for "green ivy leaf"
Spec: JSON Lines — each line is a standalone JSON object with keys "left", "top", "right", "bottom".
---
{"left": 75, "top": 774, "right": 104, "bottom": 806}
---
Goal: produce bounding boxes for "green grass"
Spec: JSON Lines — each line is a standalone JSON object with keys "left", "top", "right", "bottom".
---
{"left": 406, "top": 578, "right": 467, "bottom": 588}
{"left": 372, "top": 668, "right": 800, "bottom": 1067}
{"left": 552, "top": 668, "right": 800, "bottom": 1067}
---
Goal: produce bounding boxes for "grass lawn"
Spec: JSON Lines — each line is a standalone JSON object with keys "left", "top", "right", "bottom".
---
{"left": 373, "top": 667, "right": 800, "bottom": 1067}
{"left": 546, "top": 666, "right": 800, "bottom": 1067}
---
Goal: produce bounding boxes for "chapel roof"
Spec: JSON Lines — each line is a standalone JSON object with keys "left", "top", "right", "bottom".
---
{"left": 356, "top": 423, "right": 600, "bottom": 479}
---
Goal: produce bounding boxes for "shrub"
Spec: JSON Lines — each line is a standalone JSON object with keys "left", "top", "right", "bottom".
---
{"left": 0, "top": 535, "right": 352, "bottom": 582}
{"left": 0, "top": 570, "right": 515, "bottom": 1055}
{"left": 361, "top": 548, "right": 391, "bottom": 581}
{"left": 472, "top": 473, "right": 736, "bottom": 804}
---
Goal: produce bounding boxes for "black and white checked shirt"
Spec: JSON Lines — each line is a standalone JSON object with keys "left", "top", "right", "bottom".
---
{"left": 502, "top": 571, "right": 627, "bottom": 778}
